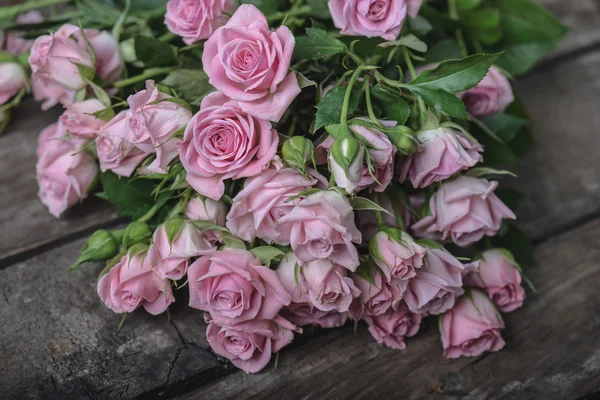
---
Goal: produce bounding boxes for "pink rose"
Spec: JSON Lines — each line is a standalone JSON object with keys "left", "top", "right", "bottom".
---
{"left": 460, "top": 66, "right": 514, "bottom": 118}
{"left": 352, "top": 120, "right": 397, "bottom": 193}
{"left": 412, "top": 176, "right": 516, "bottom": 247}
{"left": 350, "top": 272, "right": 398, "bottom": 319}
{"left": 278, "top": 190, "right": 362, "bottom": 270}
{"left": 84, "top": 29, "right": 124, "bottom": 84}
{"left": 315, "top": 135, "right": 335, "bottom": 165}
{"left": 59, "top": 99, "right": 107, "bottom": 139}
{"left": 328, "top": 136, "right": 365, "bottom": 194}
{"left": 165, "top": 0, "right": 235, "bottom": 45}
{"left": 365, "top": 302, "right": 421, "bottom": 350}
{"left": 226, "top": 163, "right": 326, "bottom": 245}
{"left": 440, "top": 289, "right": 505, "bottom": 358}
{"left": 4, "top": 10, "right": 44, "bottom": 55}
{"left": 31, "top": 77, "right": 75, "bottom": 110}
{"left": 0, "top": 62, "right": 26, "bottom": 104}
{"left": 464, "top": 250, "right": 526, "bottom": 312}
{"left": 370, "top": 228, "right": 426, "bottom": 283}
{"left": 96, "top": 110, "right": 148, "bottom": 177}
{"left": 178, "top": 92, "right": 278, "bottom": 200}
{"left": 328, "top": 0, "right": 422, "bottom": 41}
{"left": 185, "top": 196, "right": 228, "bottom": 243}
{"left": 277, "top": 253, "right": 360, "bottom": 313}
{"left": 97, "top": 252, "right": 175, "bottom": 315}
{"left": 147, "top": 219, "right": 215, "bottom": 280}
{"left": 188, "top": 248, "right": 292, "bottom": 325}
{"left": 281, "top": 303, "right": 349, "bottom": 329}
{"left": 401, "top": 127, "right": 483, "bottom": 189}
{"left": 201, "top": 5, "right": 301, "bottom": 122}
{"left": 206, "top": 314, "right": 298, "bottom": 373}
{"left": 403, "top": 247, "right": 466, "bottom": 315}
{"left": 127, "top": 80, "right": 192, "bottom": 174}
{"left": 36, "top": 122, "right": 98, "bottom": 218}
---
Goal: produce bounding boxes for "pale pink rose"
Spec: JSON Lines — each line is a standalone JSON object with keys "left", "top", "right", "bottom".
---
{"left": 147, "top": 220, "right": 215, "bottom": 281}
{"left": 4, "top": 10, "right": 44, "bottom": 55}
{"left": 59, "top": 99, "right": 107, "bottom": 139}
{"left": 36, "top": 122, "right": 98, "bottom": 218}
{"left": 352, "top": 120, "right": 397, "bottom": 192}
{"left": 277, "top": 253, "right": 360, "bottom": 313}
{"left": 460, "top": 66, "right": 514, "bottom": 117}
{"left": 278, "top": 190, "right": 362, "bottom": 271}
{"left": 165, "top": 0, "right": 235, "bottom": 44}
{"left": 83, "top": 29, "right": 124, "bottom": 84}
{"left": 328, "top": 0, "right": 422, "bottom": 41}
{"left": 281, "top": 303, "right": 349, "bottom": 328}
{"left": 350, "top": 272, "right": 399, "bottom": 319}
{"left": 188, "top": 249, "right": 292, "bottom": 325}
{"left": 206, "top": 314, "right": 298, "bottom": 374}
{"left": 31, "top": 77, "right": 75, "bottom": 110}
{"left": 0, "top": 62, "right": 26, "bottom": 104}
{"left": 403, "top": 247, "right": 466, "bottom": 315}
{"left": 226, "top": 163, "right": 326, "bottom": 245}
{"left": 464, "top": 250, "right": 525, "bottom": 312}
{"left": 127, "top": 80, "right": 192, "bottom": 174}
{"left": 440, "top": 289, "right": 505, "bottom": 358}
{"left": 178, "top": 92, "right": 278, "bottom": 200}
{"left": 365, "top": 302, "right": 421, "bottom": 350}
{"left": 201, "top": 5, "right": 301, "bottom": 122}
{"left": 328, "top": 136, "right": 365, "bottom": 194}
{"left": 96, "top": 110, "right": 148, "bottom": 177}
{"left": 315, "top": 135, "right": 335, "bottom": 165}
{"left": 185, "top": 196, "right": 228, "bottom": 243}
{"left": 97, "top": 252, "right": 175, "bottom": 315}
{"left": 370, "top": 229, "right": 426, "bottom": 283}
{"left": 402, "top": 127, "right": 483, "bottom": 189}
{"left": 412, "top": 176, "right": 516, "bottom": 247}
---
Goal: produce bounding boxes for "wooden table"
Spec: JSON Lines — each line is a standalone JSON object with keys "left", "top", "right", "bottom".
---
{"left": 1, "top": 1, "right": 599, "bottom": 399}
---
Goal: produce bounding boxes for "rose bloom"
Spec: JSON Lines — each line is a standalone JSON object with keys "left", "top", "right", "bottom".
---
{"left": 350, "top": 271, "right": 399, "bottom": 320}
{"left": 202, "top": 4, "right": 301, "bottom": 122}
{"left": 31, "top": 77, "right": 75, "bottom": 111}
{"left": 36, "top": 122, "right": 98, "bottom": 218}
{"left": 440, "top": 289, "right": 505, "bottom": 358}
{"left": 178, "top": 92, "right": 278, "bottom": 200}
{"left": 185, "top": 196, "right": 228, "bottom": 243}
{"left": 278, "top": 190, "right": 362, "bottom": 271}
{"left": 97, "top": 251, "right": 175, "bottom": 315}
{"left": 402, "top": 127, "right": 483, "bottom": 189}
{"left": 277, "top": 253, "right": 360, "bottom": 313}
{"left": 464, "top": 250, "right": 526, "bottom": 312}
{"left": 3, "top": 10, "right": 43, "bottom": 55}
{"left": 226, "top": 162, "right": 326, "bottom": 245}
{"left": 206, "top": 314, "right": 298, "bottom": 374}
{"left": 0, "top": 62, "right": 26, "bottom": 104}
{"left": 460, "top": 66, "right": 514, "bottom": 117}
{"left": 365, "top": 302, "right": 421, "bottom": 350}
{"left": 59, "top": 99, "right": 107, "bottom": 139}
{"left": 412, "top": 176, "right": 516, "bottom": 247}
{"left": 281, "top": 303, "right": 349, "bottom": 329}
{"left": 329, "top": 0, "right": 423, "bottom": 41}
{"left": 188, "top": 248, "right": 291, "bottom": 325}
{"left": 165, "top": 0, "right": 235, "bottom": 44}
{"left": 370, "top": 229, "right": 426, "bottom": 283}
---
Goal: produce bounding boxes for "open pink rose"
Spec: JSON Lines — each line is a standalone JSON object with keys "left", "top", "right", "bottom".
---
{"left": 279, "top": 190, "right": 362, "bottom": 270}
{"left": 0, "top": 62, "right": 26, "bottom": 104}
{"left": 402, "top": 127, "right": 483, "bottom": 189}
{"left": 202, "top": 4, "right": 301, "bottom": 122}
{"left": 370, "top": 229, "right": 426, "bottom": 283}
{"left": 460, "top": 66, "right": 514, "bottom": 117}
{"left": 226, "top": 162, "right": 326, "bottom": 245}
{"left": 350, "top": 271, "right": 399, "bottom": 319}
{"left": 281, "top": 303, "right": 349, "bottom": 329}
{"left": 31, "top": 77, "right": 75, "bottom": 110}
{"left": 440, "top": 289, "right": 505, "bottom": 358}
{"left": 206, "top": 314, "right": 298, "bottom": 373}
{"left": 3, "top": 10, "right": 44, "bottom": 55}
{"left": 165, "top": 0, "right": 235, "bottom": 44}
{"left": 188, "top": 249, "right": 291, "bottom": 325}
{"left": 328, "top": 0, "right": 422, "bottom": 41}
{"left": 178, "top": 92, "right": 278, "bottom": 200}
{"left": 412, "top": 176, "right": 516, "bottom": 247}
{"left": 365, "top": 302, "right": 421, "bottom": 350}
{"left": 59, "top": 99, "right": 107, "bottom": 139}
{"left": 97, "top": 252, "right": 175, "bottom": 315}
{"left": 465, "top": 250, "right": 526, "bottom": 312}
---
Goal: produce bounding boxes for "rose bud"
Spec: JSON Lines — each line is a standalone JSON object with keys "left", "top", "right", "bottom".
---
{"left": 165, "top": 0, "right": 236, "bottom": 45}
{"left": 402, "top": 127, "right": 483, "bottom": 188}
{"left": 350, "top": 271, "right": 398, "bottom": 320}
{"left": 178, "top": 92, "right": 278, "bottom": 200}
{"left": 328, "top": 0, "right": 423, "bottom": 41}
{"left": 97, "top": 251, "right": 175, "bottom": 315}
{"left": 277, "top": 253, "right": 360, "bottom": 313}
{"left": 460, "top": 66, "right": 514, "bottom": 118}
{"left": 403, "top": 246, "right": 466, "bottom": 315}
{"left": 59, "top": 99, "right": 107, "bottom": 139}
{"left": 188, "top": 248, "right": 291, "bottom": 325}
{"left": 329, "top": 136, "right": 365, "bottom": 194}
{"left": 464, "top": 249, "right": 526, "bottom": 312}
{"left": 278, "top": 190, "right": 362, "bottom": 271}
{"left": 281, "top": 136, "right": 315, "bottom": 174}
{"left": 440, "top": 289, "right": 505, "bottom": 358}
{"left": 0, "top": 62, "right": 26, "bottom": 105}
{"left": 121, "top": 221, "right": 153, "bottom": 248}
{"left": 202, "top": 4, "right": 301, "bottom": 122}
{"left": 281, "top": 303, "right": 349, "bottom": 329}
{"left": 31, "top": 77, "right": 75, "bottom": 110}
{"left": 206, "top": 315, "right": 298, "bottom": 374}
{"left": 69, "top": 229, "right": 120, "bottom": 271}
{"left": 83, "top": 29, "right": 124, "bottom": 84}
{"left": 365, "top": 302, "right": 422, "bottom": 350}
{"left": 370, "top": 228, "right": 426, "bottom": 283}
{"left": 186, "top": 196, "right": 228, "bottom": 225}
{"left": 226, "top": 163, "right": 326, "bottom": 245}
{"left": 412, "top": 176, "right": 516, "bottom": 247}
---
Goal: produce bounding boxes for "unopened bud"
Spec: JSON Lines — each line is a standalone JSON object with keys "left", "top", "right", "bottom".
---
{"left": 122, "top": 221, "right": 152, "bottom": 248}
{"left": 329, "top": 136, "right": 364, "bottom": 194}
{"left": 69, "top": 229, "right": 119, "bottom": 271}
{"left": 282, "top": 136, "right": 314, "bottom": 173}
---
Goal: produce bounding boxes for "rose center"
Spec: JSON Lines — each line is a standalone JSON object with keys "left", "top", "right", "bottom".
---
{"left": 367, "top": 0, "right": 388, "bottom": 20}
{"left": 308, "top": 239, "right": 333, "bottom": 258}
{"left": 212, "top": 290, "right": 242, "bottom": 311}
{"left": 224, "top": 334, "right": 252, "bottom": 354}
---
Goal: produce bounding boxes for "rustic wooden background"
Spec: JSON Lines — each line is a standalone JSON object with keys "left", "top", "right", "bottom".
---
{"left": 1, "top": 1, "right": 599, "bottom": 399}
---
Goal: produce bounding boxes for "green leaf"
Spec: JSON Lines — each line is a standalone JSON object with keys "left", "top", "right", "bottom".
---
{"left": 457, "top": 0, "right": 481, "bottom": 11}
{"left": 495, "top": 188, "right": 527, "bottom": 211}
{"left": 294, "top": 28, "right": 348, "bottom": 60}
{"left": 147, "top": 96, "right": 192, "bottom": 112}
{"left": 101, "top": 171, "right": 161, "bottom": 219}
{"left": 162, "top": 69, "right": 213, "bottom": 104}
{"left": 423, "top": 39, "right": 463, "bottom": 64}
{"left": 296, "top": 72, "right": 317, "bottom": 89}
{"left": 406, "top": 86, "right": 470, "bottom": 119}
{"left": 190, "top": 220, "right": 230, "bottom": 233}
{"left": 241, "top": 0, "right": 278, "bottom": 14}
{"left": 462, "top": 9, "right": 502, "bottom": 45}
{"left": 465, "top": 167, "right": 516, "bottom": 178}
{"left": 370, "top": 87, "right": 410, "bottom": 125}
{"left": 479, "top": 113, "right": 527, "bottom": 142}
{"left": 250, "top": 246, "right": 286, "bottom": 267}
{"left": 407, "top": 53, "right": 501, "bottom": 93}
{"left": 75, "top": 63, "right": 96, "bottom": 81}
{"left": 314, "top": 85, "right": 361, "bottom": 131}
{"left": 220, "top": 234, "right": 247, "bottom": 250}
{"left": 91, "top": 106, "right": 116, "bottom": 122}
{"left": 378, "top": 34, "right": 427, "bottom": 53}
{"left": 307, "top": 0, "right": 330, "bottom": 18}
{"left": 407, "top": 15, "right": 433, "bottom": 36}
{"left": 163, "top": 217, "right": 185, "bottom": 245}
{"left": 350, "top": 197, "right": 394, "bottom": 217}
{"left": 491, "top": 223, "right": 535, "bottom": 266}
{"left": 470, "top": 119, "right": 521, "bottom": 165}
{"left": 134, "top": 36, "right": 178, "bottom": 67}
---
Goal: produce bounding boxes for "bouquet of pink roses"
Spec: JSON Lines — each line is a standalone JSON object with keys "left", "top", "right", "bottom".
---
{"left": 1, "top": 0, "right": 565, "bottom": 373}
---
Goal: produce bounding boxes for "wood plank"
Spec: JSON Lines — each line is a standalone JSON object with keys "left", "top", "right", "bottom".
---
{"left": 179, "top": 217, "right": 600, "bottom": 400}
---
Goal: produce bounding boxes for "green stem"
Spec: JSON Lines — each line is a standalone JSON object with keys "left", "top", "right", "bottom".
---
{"left": 340, "top": 66, "right": 364, "bottom": 124}
{"left": 267, "top": 5, "right": 312, "bottom": 23}
{"left": 448, "top": 0, "right": 468, "bottom": 57}
{"left": 363, "top": 78, "right": 383, "bottom": 128}
{"left": 402, "top": 47, "right": 417, "bottom": 80}
{"left": 158, "top": 32, "right": 177, "bottom": 42}
{"left": 0, "top": 0, "right": 70, "bottom": 19}
{"left": 113, "top": 68, "right": 172, "bottom": 88}
{"left": 372, "top": 192, "right": 386, "bottom": 231}
{"left": 137, "top": 203, "right": 160, "bottom": 223}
